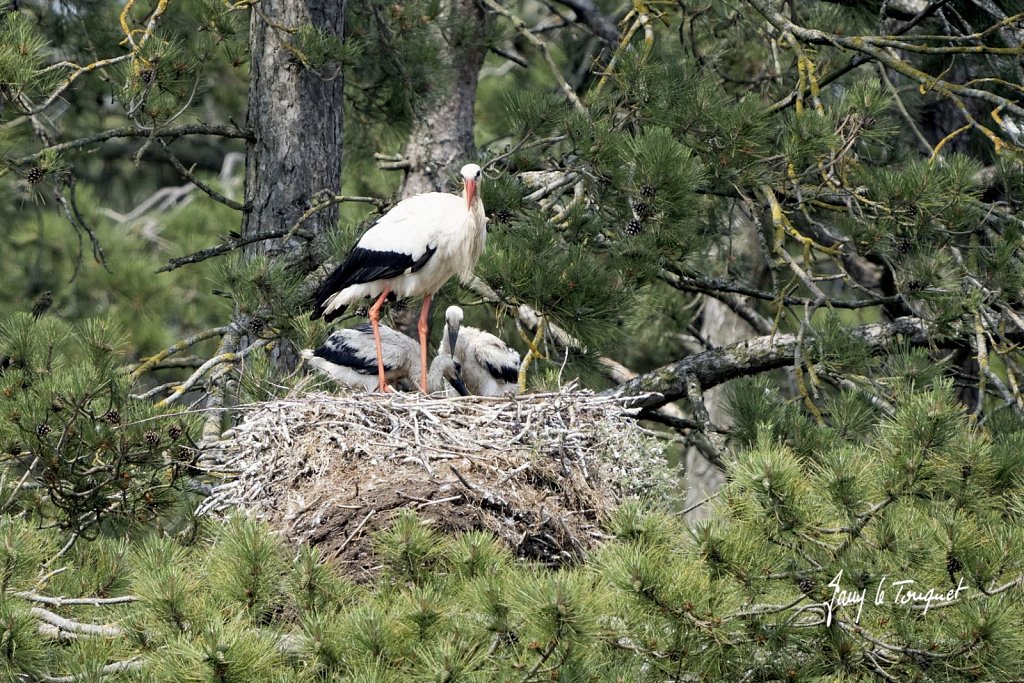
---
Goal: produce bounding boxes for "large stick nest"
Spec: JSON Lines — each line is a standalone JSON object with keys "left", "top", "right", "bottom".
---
{"left": 197, "top": 384, "right": 675, "bottom": 580}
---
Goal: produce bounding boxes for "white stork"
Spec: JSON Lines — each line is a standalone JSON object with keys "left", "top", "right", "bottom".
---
{"left": 301, "top": 323, "right": 469, "bottom": 395}
{"left": 440, "top": 306, "right": 522, "bottom": 397}
{"left": 311, "top": 164, "right": 487, "bottom": 393}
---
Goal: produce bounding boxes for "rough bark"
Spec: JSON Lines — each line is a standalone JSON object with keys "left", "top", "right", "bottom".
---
{"left": 239, "top": 0, "right": 346, "bottom": 372}
{"left": 242, "top": 0, "right": 347, "bottom": 259}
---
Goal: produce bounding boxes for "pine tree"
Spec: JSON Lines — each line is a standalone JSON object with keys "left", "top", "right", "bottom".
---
{"left": 1, "top": 0, "right": 1023, "bottom": 680}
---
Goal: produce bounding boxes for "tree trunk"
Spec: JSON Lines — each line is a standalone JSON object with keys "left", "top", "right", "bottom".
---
{"left": 683, "top": 210, "right": 764, "bottom": 523}
{"left": 240, "top": 0, "right": 347, "bottom": 369}
{"left": 242, "top": 0, "right": 347, "bottom": 257}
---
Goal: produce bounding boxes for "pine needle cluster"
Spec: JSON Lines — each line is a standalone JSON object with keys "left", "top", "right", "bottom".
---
{"left": 0, "top": 314, "right": 199, "bottom": 535}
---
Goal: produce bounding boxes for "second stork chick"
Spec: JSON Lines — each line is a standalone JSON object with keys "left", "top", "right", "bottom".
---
{"left": 440, "top": 306, "right": 521, "bottom": 397}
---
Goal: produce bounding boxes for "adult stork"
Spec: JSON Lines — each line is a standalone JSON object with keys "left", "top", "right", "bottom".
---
{"left": 440, "top": 306, "right": 522, "bottom": 397}
{"left": 301, "top": 323, "right": 469, "bottom": 395}
{"left": 311, "top": 164, "right": 487, "bottom": 393}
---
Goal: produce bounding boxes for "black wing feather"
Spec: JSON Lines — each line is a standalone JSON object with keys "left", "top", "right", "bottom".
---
{"left": 484, "top": 359, "right": 520, "bottom": 385}
{"left": 311, "top": 245, "right": 437, "bottom": 321}
{"left": 314, "top": 328, "right": 380, "bottom": 375}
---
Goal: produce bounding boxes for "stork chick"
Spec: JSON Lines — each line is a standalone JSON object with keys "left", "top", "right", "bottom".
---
{"left": 311, "top": 164, "right": 487, "bottom": 393}
{"left": 440, "top": 306, "right": 521, "bottom": 397}
{"left": 301, "top": 324, "right": 468, "bottom": 395}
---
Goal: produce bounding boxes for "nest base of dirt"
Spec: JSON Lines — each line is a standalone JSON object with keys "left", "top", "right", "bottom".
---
{"left": 197, "top": 384, "right": 674, "bottom": 581}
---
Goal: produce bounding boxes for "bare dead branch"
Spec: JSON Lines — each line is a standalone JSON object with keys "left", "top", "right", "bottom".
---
{"left": 156, "top": 229, "right": 312, "bottom": 273}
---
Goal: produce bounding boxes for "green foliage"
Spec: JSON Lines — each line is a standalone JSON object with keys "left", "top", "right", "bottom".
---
{"left": 1, "top": 1, "right": 1023, "bottom": 680}
{"left": 205, "top": 515, "right": 289, "bottom": 623}
{"left": 0, "top": 597, "right": 47, "bottom": 680}
{"left": 0, "top": 314, "right": 197, "bottom": 535}
{"left": 0, "top": 12, "right": 56, "bottom": 96}
{"left": 807, "top": 310, "right": 871, "bottom": 374}
{"left": 290, "top": 24, "right": 361, "bottom": 72}
{"left": 375, "top": 509, "right": 445, "bottom": 585}
{"left": 0, "top": 416, "right": 1021, "bottom": 683}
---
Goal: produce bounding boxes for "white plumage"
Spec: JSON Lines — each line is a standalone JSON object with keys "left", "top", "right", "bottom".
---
{"left": 301, "top": 323, "right": 468, "bottom": 395}
{"left": 311, "top": 164, "right": 487, "bottom": 393}
{"left": 440, "top": 306, "right": 522, "bottom": 397}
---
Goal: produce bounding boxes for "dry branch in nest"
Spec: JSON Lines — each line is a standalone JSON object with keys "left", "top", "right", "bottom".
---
{"left": 196, "top": 383, "right": 676, "bottom": 580}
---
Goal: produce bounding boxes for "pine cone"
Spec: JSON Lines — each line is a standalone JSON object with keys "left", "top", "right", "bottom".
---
{"left": 7, "top": 442, "right": 21, "bottom": 456}
{"left": 946, "top": 553, "right": 961, "bottom": 578}
{"left": 104, "top": 410, "right": 121, "bottom": 425}
{"left": 633, "top": 201, "right": 653, "bottom": 219}
{"left": 625, "top": 219, "right": 644, "bottom": 236}
{"left": 167, "top": 424, "right": 183, "bottom": 440}
{"left": 26, "top": 167, "right": 45, "bottom": 184}
{"left": 32, "top": 290, "right": 54, "bottom": 319}
{"left": 639, "top": 184, "right": 656, "bottom": 198}
{"left": 961, "top": 464, "right": 972, "bottom": 479}
{"left": 139, "top": 68, "right": 154, "bottom": 84}
{"left": 493, "top": 208, "right": 514, "bottom": 224}
{"left": 144, "top": 430, "right": 160, "bottom": 447}
{"left": 35, "top": 424, "right": 50, "bottom": 437}
{"left": 912, "top": 652, "right": 932, "bottom": 671}
{"left": 248, "top": 318, "right": 265, "bottom": 336}
{"left": 798, "top": 576, "right": 815, "bottom": 595}
{"left": 895, "top": 240, "right": 912, "bottom": 255}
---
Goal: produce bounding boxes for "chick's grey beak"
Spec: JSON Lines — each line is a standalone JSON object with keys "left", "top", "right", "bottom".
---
{"left": 448, "top": 371, "right": 470, "bottom": 397}
{"left": 447, "top": 325, "right": 460, "bottom": 357}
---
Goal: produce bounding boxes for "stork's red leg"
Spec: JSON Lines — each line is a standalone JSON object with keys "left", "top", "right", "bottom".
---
{"left": 418, "top": 293, "right": 432, "bottom": 393}
{"left": 368, "top": 288, "right": 392, "bottom": 392}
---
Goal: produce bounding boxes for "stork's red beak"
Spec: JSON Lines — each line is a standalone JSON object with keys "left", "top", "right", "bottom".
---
{"left": 465, "top": 178, "right": 477, "bottom": 209}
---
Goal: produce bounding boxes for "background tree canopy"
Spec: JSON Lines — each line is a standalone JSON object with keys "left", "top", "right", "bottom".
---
{"left": 1, "top": 0, "right": 1023, "bottom": 680}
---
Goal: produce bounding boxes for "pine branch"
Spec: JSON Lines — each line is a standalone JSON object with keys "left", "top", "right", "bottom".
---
{"left": 12, "top": 123, "right": 253, "bottom": 165}
{"left": 767, "top": 0, "right": 953, "bottom": 113}
{"left": 40, "top": 658, "right": 143, "bottom": 683}
{"left": 611, "top": 315, "right": 941, "bottom": 410}
{"left": 156, "top": 229, "right": 312, "bottom": 273}
{"left": 662, "top": 269, "right": 898, "bottom": 310}
{"left": 155, "top": 334, "right": 269, "bottom": 408}
{"left": 30, "top": 606, "right": 121, "bottom": 637}
{"left": 159, "top": 140, "right": 246, "bottom": 211}
{"left": 16, "top": 592, "right": 137, "bottom": 607}
{"left": 550, "top": 0, "right": 619, "bottom": 44}
{"left": 520, "top": 639, "right": 559, "bottom": 682}
{"left": 481, "top": 0, "right": 586, "bottom": 112}
{"left": 130, "top": 326, "right": 234, "bottom": 379}
{"left": 748, "top": 0, "right": 1024, "bottom": 124}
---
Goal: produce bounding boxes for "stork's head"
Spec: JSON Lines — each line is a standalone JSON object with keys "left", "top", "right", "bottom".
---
{"left": 444, "top": 305, "right": 464, "bottom": 354}
{"left": 460, "top": 164, "right": 482, "bottom": 209}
